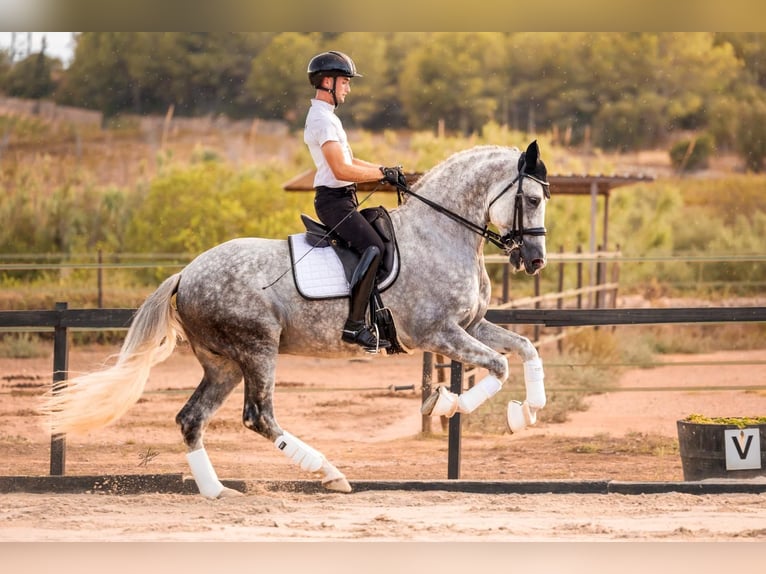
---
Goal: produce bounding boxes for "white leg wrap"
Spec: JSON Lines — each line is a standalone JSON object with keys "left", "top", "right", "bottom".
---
{"left": 523, "top": 357, "right": 546, "bottom": 410}
{"left": 457, "top": 375, "right": 502, "bottom": 414}
{"left": 507, "top": 358, "right": 546, "bottom": 433}
{"left": 186, "top": 448, "right": 225, "bottom": 499}
{"left": 275, "top": 431, "right": 324, "bottom": 473}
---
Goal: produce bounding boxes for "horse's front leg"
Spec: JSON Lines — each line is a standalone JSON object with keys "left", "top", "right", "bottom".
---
{"left": 420, "top": 320, "right": 545, "bottom": 432}
{"left": 467, "top": 319, "right": 546, "bottom": 432}
{"left": 419, "top": 323, "right": 509, "bottom": 418}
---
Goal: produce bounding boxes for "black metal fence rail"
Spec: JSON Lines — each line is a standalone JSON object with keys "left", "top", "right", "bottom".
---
{"left": 7, "top": 306, "right": 759, "bottom": 335}
{"left": 485, "top": 306, "right": 766, "bottom": 326}
{"left": 0, "top": 306, "right": 135, "bottom": 330}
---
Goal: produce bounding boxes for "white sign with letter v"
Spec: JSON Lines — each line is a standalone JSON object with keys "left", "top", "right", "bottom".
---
{"left": 724, "top": 428, "right": 761, "bottom": 471}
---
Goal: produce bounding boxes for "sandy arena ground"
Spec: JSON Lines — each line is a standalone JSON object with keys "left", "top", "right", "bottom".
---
{"left": 1, "top": 345, "right": 766, "bottom": 543}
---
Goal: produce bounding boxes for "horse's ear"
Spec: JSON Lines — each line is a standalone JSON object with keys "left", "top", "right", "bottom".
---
{"left": 519, "top": 140, "right": 549, "bottom": 195}
{"left": 517, "top": 140, "right": 539, "bottom": 174}
{"left": 524, "top": 140, "right": 539, "bottom": 172}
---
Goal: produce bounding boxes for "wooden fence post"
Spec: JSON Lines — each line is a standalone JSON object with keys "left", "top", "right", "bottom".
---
{"left": 421, "top": 352, "right": 433, "bottom": 434}
{"left": 447, "top": 360, "right": 463, "bottom": 479}
{"left": 50, "top": 302, "right": 69, "bottom": 476}
{"left": 576, "top": 245, "right": 583, "bottom": 309}
{"left": 97, "top": 249, "right": 103, "bottom": 309}
{"left": 436, "top": 354, "right": 449, "bottom": 432}
{"left": 557, "top": 245, "right": 565, "bottom": 353}
{"left": 596, "top": 245, "right": 606, "bottom": 309}
{"left": 611, "top": 243, "right": 621, "bottom": 308}
{"left": 533, "top": 273, "right": 541, "bottom": 341}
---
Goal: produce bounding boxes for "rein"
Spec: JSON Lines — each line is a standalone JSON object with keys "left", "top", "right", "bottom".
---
{"left": 395, "top": 167, "right": 549, "bottom": 253}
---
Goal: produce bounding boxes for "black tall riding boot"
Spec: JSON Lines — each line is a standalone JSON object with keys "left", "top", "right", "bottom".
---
{"left": 342, "top": 246, "right": 391, "bottom": 351}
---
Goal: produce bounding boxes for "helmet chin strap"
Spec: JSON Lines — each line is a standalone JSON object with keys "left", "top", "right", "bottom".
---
{"left": 317, "top": 76, "right": 339, "bottom": 107}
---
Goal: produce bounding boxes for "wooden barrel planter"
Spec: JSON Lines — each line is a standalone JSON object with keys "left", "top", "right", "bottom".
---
{"left": 677, "top": 416, "right": 766, "bottom": 481}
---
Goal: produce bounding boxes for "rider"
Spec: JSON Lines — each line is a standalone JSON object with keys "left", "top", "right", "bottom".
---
{"left": 304, "top": 50, "right": 407, "bottom": 352}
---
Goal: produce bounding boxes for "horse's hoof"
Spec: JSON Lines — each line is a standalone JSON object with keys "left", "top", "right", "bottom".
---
{"left": 506, "top": 400, "right": 528, "bottom": 433}
{"left": 420, "top": 386, "right": 458, "bottom": 417}
{"left": 217, "top": 486, "right": 244, "bottom": 498}
{"left": 420, "top": 388, "right": 440, "bottom": 415}
{"left": 322, "top": 477, "right": 352, "bottom": 493}
{"left": 420, "top": 388, "right": 439, "bottom": 415}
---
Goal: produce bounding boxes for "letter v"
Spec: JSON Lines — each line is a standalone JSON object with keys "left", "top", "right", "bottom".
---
{"left": 731, "top": 433, "right": 754, "bottom": 459}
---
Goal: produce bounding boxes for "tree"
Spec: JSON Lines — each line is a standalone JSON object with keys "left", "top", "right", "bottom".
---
{"left": 3, "top": 46, "right": 60, "bottom": 99}
{"left": 716, "top": 33, "right": 766, "bottom": 88}
{"left": 736, "top": 90, "right": 766, "bottom": 172}
{"left": 505, "top": 33, "right": 744, "bottom": 150}
{"left": 653, "top": 33, "right": 741, "bottom": 131}
{"left": 163, "top": 33, "right": 263, "bottom": 117}
{"left": 56, "top": 33, "right": 137, "bottom": 118}
{"left": 332, "top": 32, "right": 399, "bottom": 129}
{"left": 0, "top": 49, "right": 11, "bottom": 92}
{"left": 593, "top": 92, "right": 666, "bottom": 151}
{"left": 244, "top": 32, "right": 320, "bottom": 124}
{"left": 398, "top": 32, "right": 508, "bottom": 134}
{"left": 42, "top": 32, "right": 766, "bottom": 152}
{"left": 506, "top": 33, "right": 589, "bottom": 135}
{"left": 582, "top": 33, "right": 740, "bottom": 145}
{"left": 58, "top": 33, "right": 265, "bottom": 119}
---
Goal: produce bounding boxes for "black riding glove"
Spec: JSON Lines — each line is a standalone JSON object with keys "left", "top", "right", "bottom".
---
{"left": 380, "top": 166, "right": 407, "bottom": 189}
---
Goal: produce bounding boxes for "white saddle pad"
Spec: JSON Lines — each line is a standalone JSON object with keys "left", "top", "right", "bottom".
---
{"left": 288, "top": 233, "right": 350, "bottom": 299}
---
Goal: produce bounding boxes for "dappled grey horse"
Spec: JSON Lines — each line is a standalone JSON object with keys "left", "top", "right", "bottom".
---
{"left": 43, "top": 141, "right": 550, "bottom": 497}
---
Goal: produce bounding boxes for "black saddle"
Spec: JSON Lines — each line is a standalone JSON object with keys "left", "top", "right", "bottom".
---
{"left": 300, "top": 206, "right": 399, "bottom": 288}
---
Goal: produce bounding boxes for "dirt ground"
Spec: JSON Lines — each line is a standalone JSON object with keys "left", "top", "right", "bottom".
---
{"left": 1, "top": 344, "right": 766, "bottom": 542}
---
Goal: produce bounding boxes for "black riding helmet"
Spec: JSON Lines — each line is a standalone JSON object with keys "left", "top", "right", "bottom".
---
{"left": 307, "top": 51, "right": 362, "bottom": 107}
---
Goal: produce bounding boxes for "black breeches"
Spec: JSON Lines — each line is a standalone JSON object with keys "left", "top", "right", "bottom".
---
{"left": 314, "top": 186, "right": 384, "bottom": 255}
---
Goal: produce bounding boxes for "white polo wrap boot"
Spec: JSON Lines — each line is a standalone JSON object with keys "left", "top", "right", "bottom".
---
{"left": 421, "top": 375, "right": 503, "bottom": 417}
{"left": 507, "top": 357, "right": 546, "bottom": 433}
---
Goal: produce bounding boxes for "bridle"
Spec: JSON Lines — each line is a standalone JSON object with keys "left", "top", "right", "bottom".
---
{"left": 395, "top": 164, "right": 550, "bottom": 254}
{"left": 487, "top": 168, "right": 550, "bottom": 252}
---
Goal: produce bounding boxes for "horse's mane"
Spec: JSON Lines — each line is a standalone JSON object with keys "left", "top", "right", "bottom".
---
{"left": 409, "top": 145, "right": 520, "bottom": 199}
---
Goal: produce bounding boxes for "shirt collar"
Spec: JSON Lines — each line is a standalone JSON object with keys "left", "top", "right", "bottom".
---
{"left": 311, "top": 98, "right": 335, "bottom": 113}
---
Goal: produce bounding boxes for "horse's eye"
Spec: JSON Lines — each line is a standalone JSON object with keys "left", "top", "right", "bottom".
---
{"left": 528, "top": 197, "right": 541, "bottom": 208}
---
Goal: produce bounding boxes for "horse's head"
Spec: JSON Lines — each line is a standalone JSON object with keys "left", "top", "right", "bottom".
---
{"left": 489, "top": 140, "right": 550, "bottom": 275}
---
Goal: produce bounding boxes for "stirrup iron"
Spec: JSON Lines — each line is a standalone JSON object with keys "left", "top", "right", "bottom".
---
{"left": 342, "top": 320, "right": 390, "bottom": 353}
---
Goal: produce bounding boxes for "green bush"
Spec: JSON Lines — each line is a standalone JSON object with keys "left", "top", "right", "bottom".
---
{"left": 736, "top": 97, "right": 766, "bottom": 173}
{"left": 0, "top": 333, "right": 48, "bottom": 358}
{"left": 669, "top": 134, "right": 714, "bottom": 172}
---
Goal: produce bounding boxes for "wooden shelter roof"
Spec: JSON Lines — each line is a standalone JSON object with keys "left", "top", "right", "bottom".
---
{"left": 284, "top": 169, "right": 654, "bottom": 251}
{"left": 283, "top": 170, "right": 654, "bottom": 195}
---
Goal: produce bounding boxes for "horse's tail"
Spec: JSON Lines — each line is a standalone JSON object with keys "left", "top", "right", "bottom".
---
{"left": 41, "top": 273, "right": 186, "bottom": 435}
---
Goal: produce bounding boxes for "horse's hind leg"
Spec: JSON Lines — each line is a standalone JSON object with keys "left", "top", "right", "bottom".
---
{"left": 175, "top": 346, "right": 243, "bottom": 498}
{"left": 239, "top": 347, "right": 351, "bottom": 493}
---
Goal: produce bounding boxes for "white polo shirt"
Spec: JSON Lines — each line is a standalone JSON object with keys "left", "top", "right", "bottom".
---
{"left": 304, "top": 99, "right": 354, "bottom": 188}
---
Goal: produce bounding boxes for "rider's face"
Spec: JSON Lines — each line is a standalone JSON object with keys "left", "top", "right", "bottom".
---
{"left": 328, "top": 76, "right": 351, "bottom": 103}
